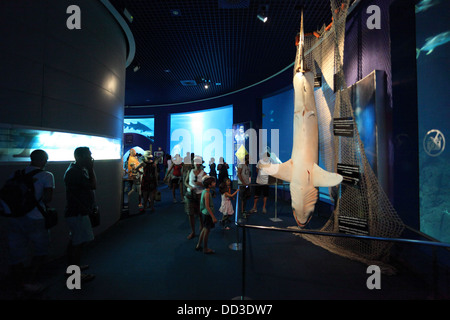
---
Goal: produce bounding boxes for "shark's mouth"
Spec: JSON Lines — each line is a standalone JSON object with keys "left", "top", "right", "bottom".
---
{"left": 293, "top": 208, "right": 313, "bottom": 228}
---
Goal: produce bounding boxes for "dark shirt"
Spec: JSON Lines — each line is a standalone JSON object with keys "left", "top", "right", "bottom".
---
{"left": 64, "top": 162, "right": 95, "bottom": 217}
{"left": 141, "top": 161, "right": 157, "bottom": 191}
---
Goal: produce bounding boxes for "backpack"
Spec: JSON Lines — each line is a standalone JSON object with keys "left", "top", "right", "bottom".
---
{"left": 0, "top": 169, "right": 42, "bottom": 217}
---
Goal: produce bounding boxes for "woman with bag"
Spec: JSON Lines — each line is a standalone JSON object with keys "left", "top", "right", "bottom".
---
{"left": 137, "top": 151, "right": 158, "bottom": 212}
{"left": 164, "top": 154, "right": 184, "bottom": 203}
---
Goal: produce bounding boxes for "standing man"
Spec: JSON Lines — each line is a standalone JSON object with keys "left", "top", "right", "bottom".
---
{"left": 154, "top": 147, "right": 165, "bottom": 181}
{"left": 64, "top": 147, "right": 97, "bottom": 283}
{"left": 250, "top": 152, "right": 272, "bottom": 214}
{"left": 237, "top": 154, "right": 251, "bottom": 216}
{"left": 4, "top": 149, "right": 55, "bottom": 293}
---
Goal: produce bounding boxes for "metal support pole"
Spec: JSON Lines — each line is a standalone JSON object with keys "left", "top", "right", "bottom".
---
{"left": 232, "top": 219, "right": 251, "bottom": 300}
{"left": 229, "top": 188, "right": 242, "bottom": 251}
{"left": 241, "top": 225, "right": 246, "bottom": 298}
{"left": 270, "top": 179, "right": 282, "bottom": 222}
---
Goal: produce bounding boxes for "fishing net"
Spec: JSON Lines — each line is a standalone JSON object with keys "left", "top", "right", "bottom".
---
{"left": 296, "top": 0, "right": 405, "bottom": 273}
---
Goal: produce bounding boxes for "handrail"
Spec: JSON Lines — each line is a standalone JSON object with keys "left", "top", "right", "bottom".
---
{"left": 235, "top": 222, "right": 450, "bottom": 249}
{"left": 231, "top": 181, "right": 449, "bottom": 249}
{"left": 231, "top": 187, "right": 449, "bottom": 300}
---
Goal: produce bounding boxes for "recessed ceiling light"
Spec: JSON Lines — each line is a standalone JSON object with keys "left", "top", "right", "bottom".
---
{"left": 257, "top": 5, "right": 269, "bottom": 23}
{"left": 171, "top": 9, "right": 181, "bottom": 16}
{"left": 164, "top": 69, "right": 171, "bottom": 73}
{"left": 123, "top": 8, "right": 133, "bottom": 23}
{"left": 257, "top": 14, "right": 268, "bottom": 23}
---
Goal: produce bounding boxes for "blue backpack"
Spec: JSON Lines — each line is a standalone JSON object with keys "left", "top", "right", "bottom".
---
{"left": 0, "top": 169, "right": 42, "bottom": 217}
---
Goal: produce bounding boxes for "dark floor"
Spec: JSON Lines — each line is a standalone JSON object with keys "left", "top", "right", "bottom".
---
{"left": 0, "top": 184, "right": 437, "bottom": 300}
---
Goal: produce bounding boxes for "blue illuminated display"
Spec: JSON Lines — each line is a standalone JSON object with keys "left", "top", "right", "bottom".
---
{"left": 169, "top": 105, "right": 233, "bottom": 168}
{"left": 0, "top": 124, "right": 122, "bottom": 162}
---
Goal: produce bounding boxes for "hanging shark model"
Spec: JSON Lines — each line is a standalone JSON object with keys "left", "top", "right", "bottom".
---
{"left": 260, "top": 9, "right": 343, "bottom": 227}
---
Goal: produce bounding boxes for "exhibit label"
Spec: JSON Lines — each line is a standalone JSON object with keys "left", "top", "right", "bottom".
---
{"left": 338, "top": 215, "right": 369, "bottom": 235}
{"left": 333, "top": 117, "right": 354, "bottom": 137}
{"left": 337, "top": 163, "right": 360, "bottom": 186}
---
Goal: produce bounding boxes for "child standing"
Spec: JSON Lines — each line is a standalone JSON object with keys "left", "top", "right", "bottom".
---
{"left": 219, "top": 178, "right": 237, "bottom": 230}
{"left": 196, "top": 175, "right": 217, "bottom": 254}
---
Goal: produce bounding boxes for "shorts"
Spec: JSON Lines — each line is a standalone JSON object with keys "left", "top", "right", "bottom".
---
{"left": 184, "top": 193, "right": 201, "bottom": 216}
{"left": 66, "top": 215, "right": 94, "bottom": 246}
{"left": 203, "top": 215, "right": 215, "bottom": 229}
{"left": 239, "top": 185, "right": 251, "bottom": 200}
{"left": 7, "top": 216, "right": 49, "bottom": 265}
{"left": 255, "top": 184, "right": 269, "bottom": 197}
{"left": 171, "top": 176, "right": 181, "bottom": 187}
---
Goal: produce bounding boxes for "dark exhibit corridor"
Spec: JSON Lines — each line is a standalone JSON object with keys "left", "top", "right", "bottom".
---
{"left": 1, "top": 185, "right": 436, "bottom": 300}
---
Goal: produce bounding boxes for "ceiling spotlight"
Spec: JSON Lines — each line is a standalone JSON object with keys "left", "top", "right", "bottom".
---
{"left": 201, "top": 78, "right": 211, "bottom": 89}
{"left": 257, "top": 13, "right": 268, "bottom": 23}
{"left": 133, "top": 65, "right": 140, "bottom": 72}
{"left": 123, "top": 8, "right": 133, "bottom": 23}
{"left": 257, "top": 5, "right": 268, "bottom": 23}
{"left": 171, "top": 9, "right": 181, "bottom": 16}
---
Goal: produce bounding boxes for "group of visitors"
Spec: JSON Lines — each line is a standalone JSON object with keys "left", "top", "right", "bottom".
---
{"left": 186, "top": 152, "right": 273, "bottom": 253}
{"left": 0, "top": 147, "right": 98, "bottom": 296}
{"left": 124, "top": 148, "right": 158, "bottom": 212}
{"left": 123, "top": 148, "right": 274, "bottom": 254}
{"left": 0, "top": 146, "right": 273, "bottom": 296}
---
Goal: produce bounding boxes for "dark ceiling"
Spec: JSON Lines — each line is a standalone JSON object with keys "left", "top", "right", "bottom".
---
{"left": 109, "top": 0, "right": 333, "bottom": 107}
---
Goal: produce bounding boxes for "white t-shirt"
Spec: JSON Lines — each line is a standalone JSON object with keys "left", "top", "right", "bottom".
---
{"left": 188, "top": 169, "right": 206, "bottom": 194}
{"left": 256, "top": 158, "right": 272, "bottom": 185}
{"left": 25, "top": 166, "right": 55, "bottom": 219}
{"left": 1, "top": 166, "right": 55, "bottom": 219}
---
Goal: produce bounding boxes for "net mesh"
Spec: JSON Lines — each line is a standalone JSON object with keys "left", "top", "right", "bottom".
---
{"left": 296, "top": 0, "right": 405, "bottom": 273}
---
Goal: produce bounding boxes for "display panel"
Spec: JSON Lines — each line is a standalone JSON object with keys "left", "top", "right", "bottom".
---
{"left": 0, "top": 124, "right": 122, "bottom": 162}
{"left": 123, "top": 117, "right": 155, "bottom": 153}
{"left": 416, "top": 0, "right": 450, "bottom": 242}
{"left": 169, "top": 105, "right": 233, "bottom": 176}
{"left": 262, "top": 88, "right": 294, "bottom": 164}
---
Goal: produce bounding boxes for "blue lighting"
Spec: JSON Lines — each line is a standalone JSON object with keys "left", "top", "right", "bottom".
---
{"left": 169, "top": 105, "right": 233, "bottom": 172}
{"left": 0, "top": 124, "right": 121, "bottom": 162}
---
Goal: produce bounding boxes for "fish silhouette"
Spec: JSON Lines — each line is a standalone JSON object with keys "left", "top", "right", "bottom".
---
{"left": 416, "top": 30, "right": 450, "bottom": 58}
{"left": 124, "top": 121, "right": 153, "bottom": 133}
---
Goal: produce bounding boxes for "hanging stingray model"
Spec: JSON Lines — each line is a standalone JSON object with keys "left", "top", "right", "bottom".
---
{"left": 261, "top": 9, "right": 343, "bottom": 227}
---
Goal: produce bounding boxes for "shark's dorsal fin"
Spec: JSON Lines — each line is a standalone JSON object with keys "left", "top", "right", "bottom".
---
{"left": 260, "top": 159, "right": 293, "bottom": 182}
{"left": 312, "top": 163, "right": 343, "bottom": 187}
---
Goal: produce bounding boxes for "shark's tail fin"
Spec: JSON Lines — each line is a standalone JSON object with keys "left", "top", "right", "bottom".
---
{"left": 294, "top": 8, "right": 305, "bottom": 73}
